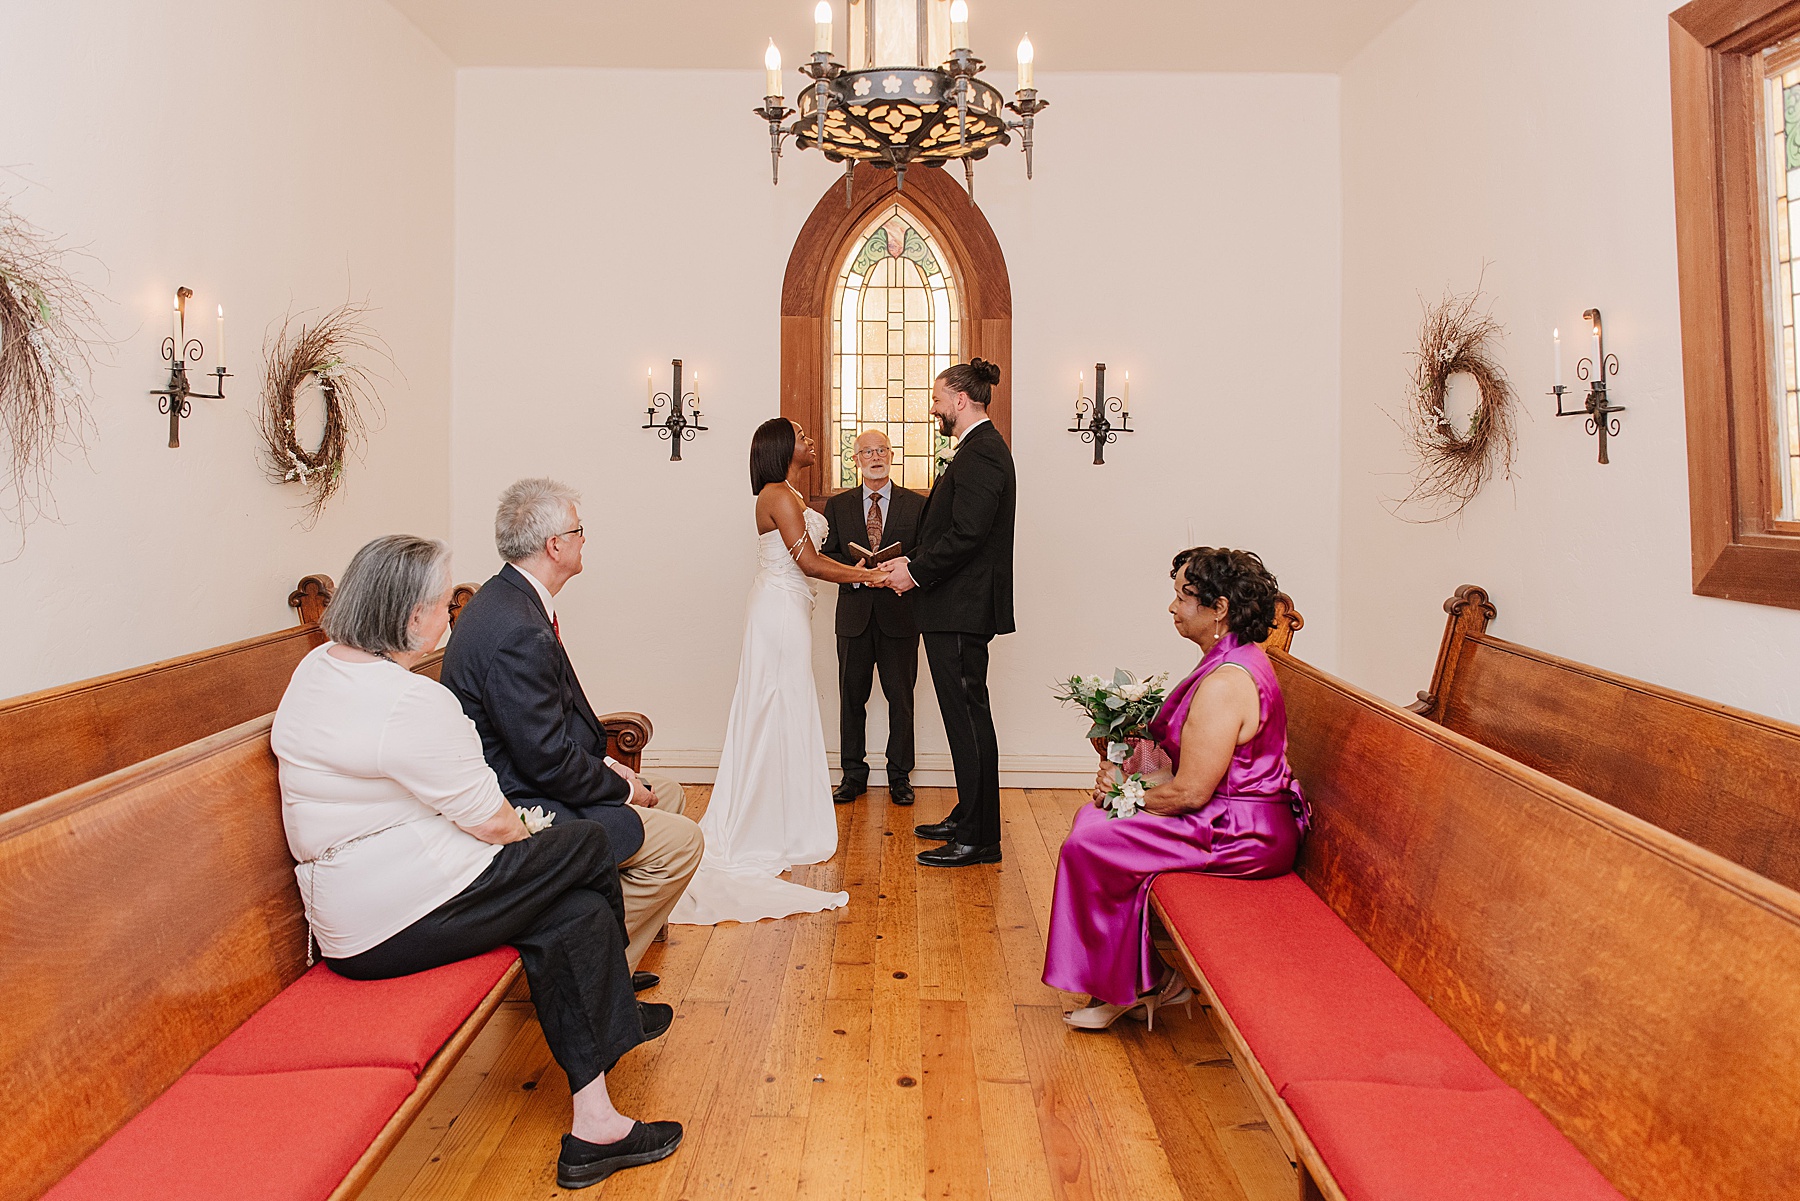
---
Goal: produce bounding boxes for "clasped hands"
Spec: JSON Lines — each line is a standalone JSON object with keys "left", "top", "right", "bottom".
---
{"left": 855, "top": 554, "right": 917, "bottom": 593}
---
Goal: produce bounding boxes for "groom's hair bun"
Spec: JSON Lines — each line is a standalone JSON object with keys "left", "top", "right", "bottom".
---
{"left": 937, "top": 358, "right": 1001, "bottom": 407}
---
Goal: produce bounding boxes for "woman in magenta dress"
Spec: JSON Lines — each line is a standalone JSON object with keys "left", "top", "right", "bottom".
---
{"left": 1043, "top": 547, "right": 1308, "bottom": 1029}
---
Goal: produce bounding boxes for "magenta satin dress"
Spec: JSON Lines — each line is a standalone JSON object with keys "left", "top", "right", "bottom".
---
{"left": 1042, "top": 634, "right": 1309, "bottom": 1006}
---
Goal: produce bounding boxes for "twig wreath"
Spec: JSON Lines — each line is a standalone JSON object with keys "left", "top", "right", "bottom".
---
{"left": 0, "top": 199, "right": 102, "bottom": 534}
{"left": 1394, "top": 284, "right": 1518, "bottom": 519}
{"left": 257, "top": 304, "right": 386, "bottom": 526}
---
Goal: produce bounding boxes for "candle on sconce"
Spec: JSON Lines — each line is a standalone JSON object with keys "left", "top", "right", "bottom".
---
{"left": 950, "top": 0, "right": 969, "bottom": 50}
{"left": 1552, "top": 327, "right": 1561, "bottom": 389}
{"left": 171, "top": 294, "right": 181, "bottom": 349}
{"left": 1075, "top": 371, "right": 1084, "bottom": 417}
{"left": 764, "top": 40, "right": 783, "bottom": 97}
{"left": 691, "top": 370, "right": 700, "bottom": 408}
{"left": 1017, "top": 34, "right": 1034, "bottom": 90}
{"left": 646, "top": 368, "right": 655, "bottom": 411}
{"left": 814, "top": 1, "right": 832, "bottom": 53}
{"left": 216, "top": 305, "right": 227, "bottom": 370}
{"left": 1591, "top": 321, "right": 1602, "bottom": 375}
{"left": 1122, "top": 371, "right": 1130, "bottom": 415}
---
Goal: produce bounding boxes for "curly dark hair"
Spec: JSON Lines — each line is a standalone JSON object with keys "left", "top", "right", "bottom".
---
{"left": 1170, "top": 547, "right": 1281, "bottom": 644}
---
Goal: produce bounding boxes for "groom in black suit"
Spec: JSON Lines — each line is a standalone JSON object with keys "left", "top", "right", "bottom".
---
{"left": 820, "top": 429, "right": 925, "bottom": 807}
{"left": 884, "top": 359, "right": 1016, "bottom": 867}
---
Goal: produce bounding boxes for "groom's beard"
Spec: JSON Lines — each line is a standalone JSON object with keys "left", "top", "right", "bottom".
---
{"left": 936, "top": 413, "right": 954, "bottom": 438}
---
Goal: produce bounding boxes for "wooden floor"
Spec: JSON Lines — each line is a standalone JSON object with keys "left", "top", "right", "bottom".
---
{"left": 362, "top": 787, "right": 1295, "bottom": 1201}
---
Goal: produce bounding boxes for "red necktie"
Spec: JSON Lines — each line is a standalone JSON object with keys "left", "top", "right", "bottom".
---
{"left": 551, "top": 613, "right": 561, "bottom": 643}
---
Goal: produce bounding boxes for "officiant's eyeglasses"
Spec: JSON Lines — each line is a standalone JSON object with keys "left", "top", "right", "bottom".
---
{"left": 555, "top": 526, "right": 584, "bottom": 540}
{"left": 854, "top": 447, "right": 891, "bottom": 459}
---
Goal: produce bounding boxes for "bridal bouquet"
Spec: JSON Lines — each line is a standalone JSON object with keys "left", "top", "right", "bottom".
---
{"left": 1051, "top": 669, "right": 1169, "bottom": 761}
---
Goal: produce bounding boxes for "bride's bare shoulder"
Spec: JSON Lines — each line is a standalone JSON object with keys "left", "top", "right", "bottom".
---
{"left": 756, "top": 482, "right": 800, "bottom": 531}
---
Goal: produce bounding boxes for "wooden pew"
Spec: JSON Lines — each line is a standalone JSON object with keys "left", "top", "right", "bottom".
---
{"left": 1409, "top": 584, "right": 1800, "bottom": 892}
{"left": 0, "top": 716, "right": 524, "bottom": 1201}
{"left": 0, "top": 574, "right": 651, "bottom": 818}
{"left": 1152, "top": 650, "right": 1800, "bottom": 1200}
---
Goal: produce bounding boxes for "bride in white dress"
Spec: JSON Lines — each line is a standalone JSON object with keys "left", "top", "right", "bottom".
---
{"left": 670, "top": 419, "right": 892, "bottom": 925}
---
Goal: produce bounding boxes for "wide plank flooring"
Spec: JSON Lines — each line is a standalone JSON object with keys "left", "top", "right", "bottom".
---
{"left": 362, "top": 787, "right": 1293, "bottom": 1201}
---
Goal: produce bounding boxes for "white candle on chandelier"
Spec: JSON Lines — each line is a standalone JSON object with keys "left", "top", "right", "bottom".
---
{"left": 950, "top": 0, "right": 969, "bottom": 50}
{"left": 1017, "top": 35, "right": 1034, "bottom": 90}
{"left": 764, "top": 40, "right": 783, "bottom": 97}
{"left": 814, "top": 2, "right": 832, "bottom": 53}
{"left": 1552, "top": 327, "right": 1561, "bottom": 389}
{"left": 216, "top": 305, "right": 227, "bottom": 370}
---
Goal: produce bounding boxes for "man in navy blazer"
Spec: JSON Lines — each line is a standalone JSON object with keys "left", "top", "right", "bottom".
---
{"left": 442, "top": 478, "right": 702, "bottom": 973}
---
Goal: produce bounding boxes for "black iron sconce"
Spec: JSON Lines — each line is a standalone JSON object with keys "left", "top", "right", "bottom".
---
{"left": 151, "top": 286, "right": 229, "bottom": 448}
{"left": 1550, "top": 307, "right": 1623, "bottom": 465}
{"left": 1069, "top": 361, "right": 1132, "bottom": 464}
{"left": 642, "top": 358, "right": 707, "bottom": 461}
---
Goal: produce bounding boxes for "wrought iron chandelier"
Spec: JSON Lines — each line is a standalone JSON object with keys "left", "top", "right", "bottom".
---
{"left": 754, "top": 0, "right": 1046, "bottom": 199}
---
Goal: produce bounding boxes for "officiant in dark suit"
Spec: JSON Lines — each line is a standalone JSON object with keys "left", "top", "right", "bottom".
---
{"left": 820, "top": 429, "right": 925, "bottom": 807}
{"left": 884, "top": 359, "right": 1016, "bottom": 868}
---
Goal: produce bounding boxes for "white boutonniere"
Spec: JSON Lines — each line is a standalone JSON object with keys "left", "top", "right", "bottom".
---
{"left": 515, "top": 805, "right": 556, "bottom": 835}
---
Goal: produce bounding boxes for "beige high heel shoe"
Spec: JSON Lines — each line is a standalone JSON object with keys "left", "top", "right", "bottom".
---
{"left": 1062, "top": 997, "right": 1147, "bottom": 1030}
{"left": 1128, "top": 971, "right": 1196, "bottom": 1032}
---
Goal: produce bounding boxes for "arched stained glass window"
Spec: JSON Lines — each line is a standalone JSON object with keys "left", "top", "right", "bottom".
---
{"left": 829, "top": 203, "right": 960, "bottom": 490}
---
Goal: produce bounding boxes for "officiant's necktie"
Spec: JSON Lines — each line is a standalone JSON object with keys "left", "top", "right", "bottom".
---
{"left": 551, "top": 614, "right": 561, "bottom": 643}
{"left": 866, "top": 492, "right": 884, "bottom": 551}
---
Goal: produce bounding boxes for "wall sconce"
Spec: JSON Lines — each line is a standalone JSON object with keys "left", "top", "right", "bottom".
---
{"left": 1550, "top": 308, "right": 1623, "bottom": 465}
{"left": 642, "top": 358, "right": 707, "bottom": 461}
{"left": 1069, "top": 361, "right": 1132, "bottom": 464}
{"left": 151, "top": 286, "right": 229, "bottom": 448}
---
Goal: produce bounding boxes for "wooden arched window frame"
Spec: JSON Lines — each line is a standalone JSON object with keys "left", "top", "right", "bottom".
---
{"left": 781, "top": 167, "right": 1011, "bottom": 504}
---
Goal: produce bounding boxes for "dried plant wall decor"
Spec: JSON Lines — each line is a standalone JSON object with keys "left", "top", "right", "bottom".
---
{"left": 257, "top": 304, "right": 386, "bottom": 527}
{"left": 1393, "top": 283, "right": 1519, "bottom": 520}
{"left": 0, "top": 200, "right": 102, "bottom": 534}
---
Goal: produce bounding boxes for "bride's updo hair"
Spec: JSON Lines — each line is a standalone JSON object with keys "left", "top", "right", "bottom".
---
{"left": 1170, "top": 547, "right": 1281, "bottom": 645}
{"left": 750, "top": 417, "right": 798, "bottom": 494}
{"left": 937, "top": 358, "right": 1002, "bottom": 408}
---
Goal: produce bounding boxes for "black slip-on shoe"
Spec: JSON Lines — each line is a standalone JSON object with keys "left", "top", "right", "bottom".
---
{"left": 632, "top": 971, "right": 660, "bottom": 992}
{"left": 917, "top": 842, "right": 1002, "bottom": 868}
{"left": 556, "top": 1121, "right": 684, "bottom": 1189}
{"left": 913, "top": 820, "right": 957, "bottom": 840}
{"left": 639, "top": 1001, "right": 674, "bottom": 1041}
{"left": 833, "top": 781, "right": 867, "bottom": 804}
{"left": 889, "top": 781, "right": 915, "bottom": 806}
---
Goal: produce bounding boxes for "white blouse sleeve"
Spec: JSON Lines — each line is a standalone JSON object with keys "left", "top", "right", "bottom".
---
{"left": 377, "top": 676, "right": 512, "bottom": 829}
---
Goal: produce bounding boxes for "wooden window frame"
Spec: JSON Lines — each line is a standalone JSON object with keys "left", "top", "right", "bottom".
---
{"left": 780, "top": 166, "right": 1011, "bottom": 505}
{"left": 1672, "top": 0, "right": 1800, "bottom": 608}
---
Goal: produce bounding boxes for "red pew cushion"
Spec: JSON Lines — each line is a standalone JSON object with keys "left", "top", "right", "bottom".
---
{"left": 194, "top": 946, "right": 518, "bottom": 1076}
{"left": 42, "top": 1066, "right": 417, "bottom": 1201}
{"left": 1283, "top": 1080, "right": 1627, "bottom": 1200}
{"left": 1152, "top": 872, "right": 1501, "bottom": 1092}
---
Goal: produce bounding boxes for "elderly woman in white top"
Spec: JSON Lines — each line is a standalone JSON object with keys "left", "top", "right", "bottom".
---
{"left": 272, "top": 534, "right": 680, "bottom": 1190}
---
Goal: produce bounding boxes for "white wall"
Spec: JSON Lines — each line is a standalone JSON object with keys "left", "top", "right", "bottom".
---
{"left": 1338, "top": 0, "right": 1800, "bottom": 721}
{"left": 453, "top": 68, "right": 1342, "bottom": 783}
{"left": 0, "top": 0, "right": 454, "bottom": 697}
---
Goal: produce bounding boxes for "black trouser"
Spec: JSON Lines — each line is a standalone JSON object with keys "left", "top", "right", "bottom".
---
{"left": 837, "top": 624, "right": 919, "bottom": 788}
{"left": 328, "top": 821, "right": 642, "bottom": 1093}
{"left": 923, "top": 630, "right": 1000, "bottom": 847}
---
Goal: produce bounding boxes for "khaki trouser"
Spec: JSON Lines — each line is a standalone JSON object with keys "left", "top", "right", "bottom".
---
{"left": 619, "top": 772, "right": 703, "bottom": 969}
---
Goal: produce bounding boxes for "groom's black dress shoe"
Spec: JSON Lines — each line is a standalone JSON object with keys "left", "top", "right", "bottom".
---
{"left": 632, "top": 971, "right": 659, "bottom": 992}
{"left": 889, "top": 780, "right": 915, "bottom": 806}
{"left": 913, "top": 819, "right": 958, "bottom": 840}
{"left": 917, "top": 842, "right": 1002, "bottom": 868}
{"left": 639, "top": 1001, "right": 674, "bottom": 1041}
{"left": 833, "top": 780, "right": 867, "bottom": 804}
{"left": 556, "top": 1121, "right": 684, "bottom": 1188}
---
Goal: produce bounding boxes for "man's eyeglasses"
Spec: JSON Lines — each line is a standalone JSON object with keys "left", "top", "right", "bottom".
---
{"left": 854, "top": 447, "right": 891, "bottom": 459}
{"left": 556, "top": 526, "right": 584, "bottom": 540}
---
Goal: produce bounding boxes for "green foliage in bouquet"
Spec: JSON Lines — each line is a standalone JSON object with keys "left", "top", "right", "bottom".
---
{"left": 1051, "top": 668, "right": 1169, "bottom": 743}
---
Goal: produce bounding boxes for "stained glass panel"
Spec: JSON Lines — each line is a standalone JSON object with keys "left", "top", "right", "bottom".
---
{"left": 829, "top": 203, "right": 962, "bottom": 491}
{"left": 1764, "top": 60, "right": 1800, "bottom": 517}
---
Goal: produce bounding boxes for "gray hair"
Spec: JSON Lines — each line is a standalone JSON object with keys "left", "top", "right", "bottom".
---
{"left": 321, "top": 534, "right": 453, "bottom": 656}
{"left": 495, "top": 477, "right": 581, "bottom": 563}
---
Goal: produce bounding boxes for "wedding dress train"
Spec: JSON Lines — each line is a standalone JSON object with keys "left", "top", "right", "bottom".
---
{"left": 669, "top": 507, "right": 850, "bottom": 924}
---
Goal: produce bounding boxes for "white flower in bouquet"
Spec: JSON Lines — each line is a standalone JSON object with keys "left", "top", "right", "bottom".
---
{"left": 1107, "top": 741, "right": 1130, "bottom": 764}
{"left": 1104, "top": 773, "right": 1149, "bottom": 819}
{"left": 1117, "top": 681, "right": 1151, "bottom": 702}
{"left": 515, "top": 805, "right": 556, "bottom": 835}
